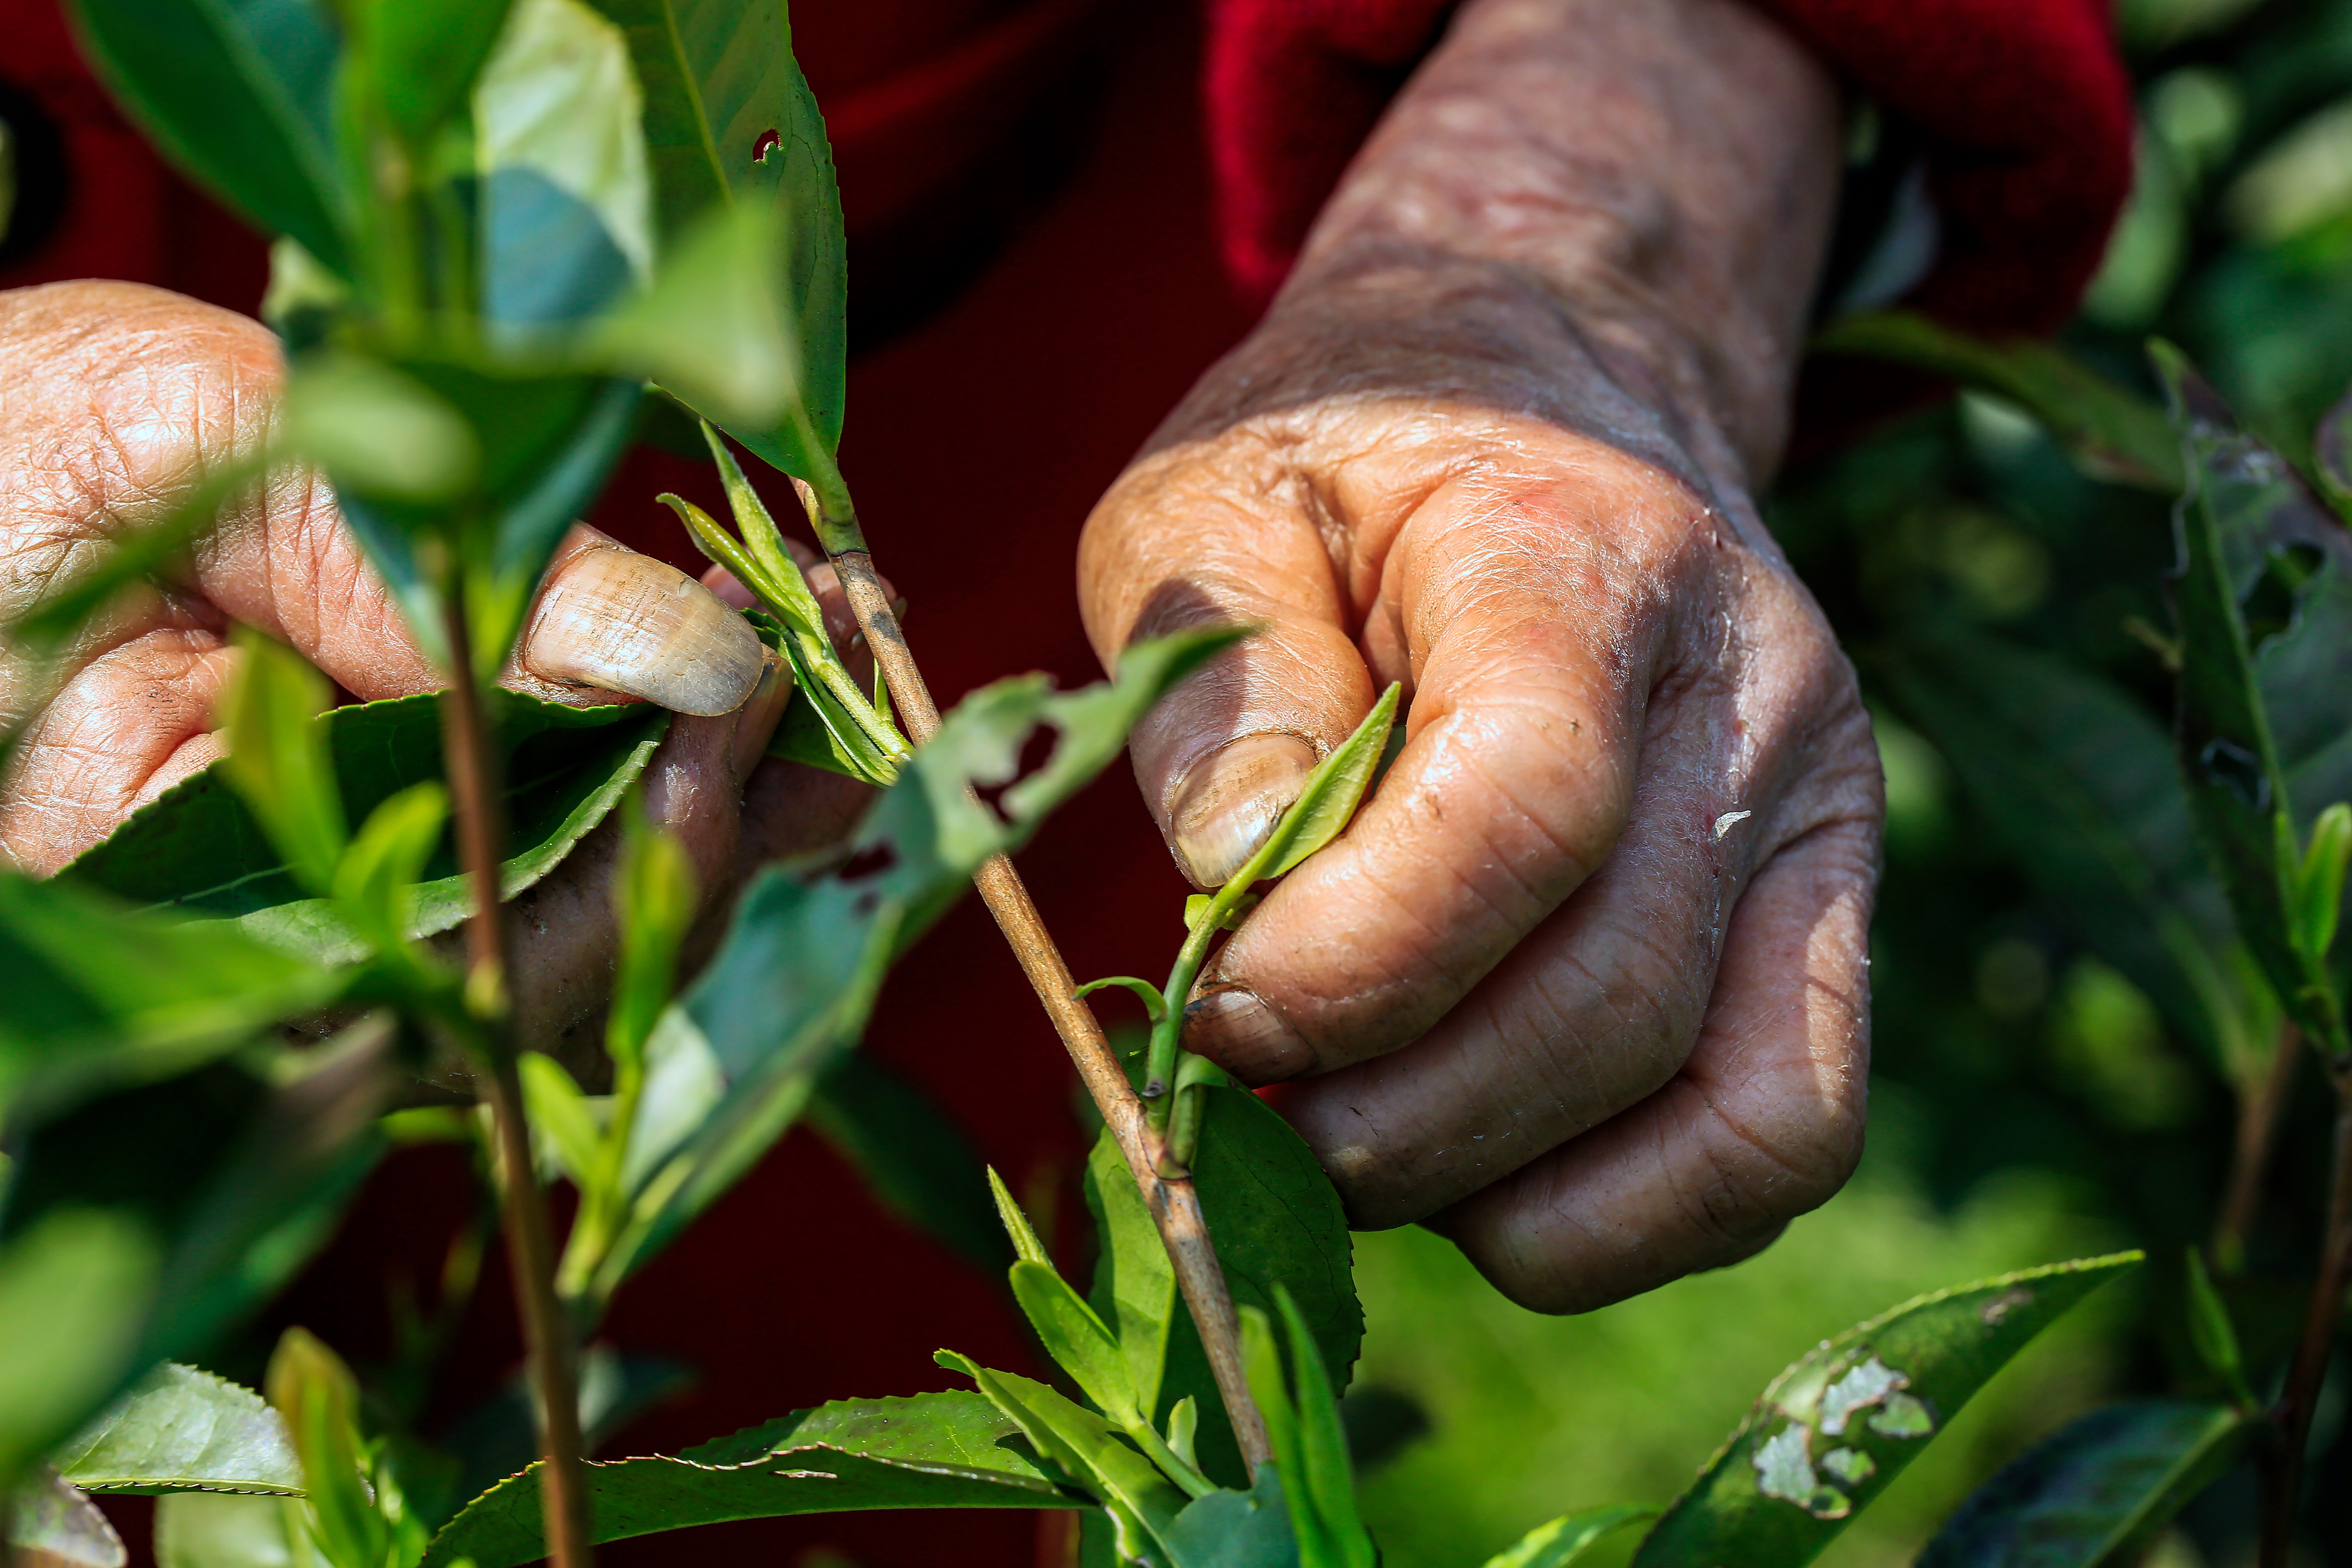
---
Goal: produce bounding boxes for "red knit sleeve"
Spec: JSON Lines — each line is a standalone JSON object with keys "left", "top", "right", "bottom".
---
{"left": 1203, "top": 0, "right": 2134, "bottom": 340}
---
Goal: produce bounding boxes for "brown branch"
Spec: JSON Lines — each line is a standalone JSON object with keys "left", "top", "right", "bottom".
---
{"left": 2261, "top": 1067, "right": 2352, "bottom": 1568}
{"left": 2216, "top": 1020, "right": 2303, "bottom": 1276}
{"left": 828, "top": 546, "right": 1275, "bottom": 1476}
{"left": 440, "top": 597, "right": 594, "bottom": 1568}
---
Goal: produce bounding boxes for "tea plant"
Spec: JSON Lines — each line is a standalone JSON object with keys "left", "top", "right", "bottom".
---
{"left": 1, "top": 2, "right": 2349, "bottom": 1568}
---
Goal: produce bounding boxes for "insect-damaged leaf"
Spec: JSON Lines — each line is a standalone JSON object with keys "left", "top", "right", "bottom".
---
{"left": 573, "top": 627, "right": 1239, "bottom": 1300}
{"left": 1085, "top": 1085, "right": 1360, "bottom": 1492}
{"left": 1631, "top": 1253, "right": 2143, "bottom": 1568}
{"left": 63, "top": 692, "right": 667, "bottom": 965}
{"left": 54, "top": 1363, "right": 303, "bottom": 1496}
{"left": 1811, "top": 311, "right": 2181, "bottom": 491}
{"left": 420, "top": 1391, "right": 1077, "bottom": 1568}
{"left": 2154, "top": 347, "right": 2352, "bottom": 1058}
{"left": 62, "top": 0, "right": 347, "bottom": 275}
{"left": 1916, "top": 1401, "right": 2252, "bottom": 1568}
{"left": 578, "top": 0, "right": 846, "bottom": 490}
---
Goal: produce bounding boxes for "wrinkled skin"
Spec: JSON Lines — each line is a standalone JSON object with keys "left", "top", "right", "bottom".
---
{"left": 0, "top": 280, "right": 873, "bottom": 1073}
{"left": 1080, "top": 0, "right": 1881, "bottom": 1311}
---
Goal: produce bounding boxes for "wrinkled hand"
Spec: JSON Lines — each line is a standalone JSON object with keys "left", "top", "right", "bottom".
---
{"left": 0, "top": 281, "right": 870, "bottom": 1058}
{"left": 1081, "top": 0, "right": 1879, "bottom": 1311}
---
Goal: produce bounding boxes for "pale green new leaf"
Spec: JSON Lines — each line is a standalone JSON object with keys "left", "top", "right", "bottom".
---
{"left": 1481, "top": 1506, "right": 1660, "bottom": 1568}
{"left": 986, "top": 1168, "right": 1052, "bottom": 1267}
{"left": 218, "top": 631, "right": 345, "bottom": 897}
{"left": 1225, "top": 684, "right": 1401, "bottom": 893}
{"left": 517, "top": 1054, "right": 603, "bottom": 1190}
{"left": 0, "top": 1212, "right": 160, "bottom": 1497}
{"left": 1009, "top": 1263, "right": 1140, "bottom": 1427}
{"left": 329, "top": 783, "right": 449, "bottom": 958}
{"left": 593, "top": 202, "right": 793, "bottom": 427}
{"left": 55, "top": 1364, "right": 302, "bottom": 1496}
{"left": 265, "top": 1332, "right": 383, "bottom": 1568}
{"left": 279, "top": 358, "right": 479, "bottom": 507}
{"left": 1274, "top": 1286, "right": 1372, "bottom": 1568}
{"left": 156, "top": 1493, "right": 324, "bottom": 1568}
{"left": 2180, "top": 1251, "right": 2253, "bottom": 1410}
{"left": 2297, "top": 800, "right": 2352, "bottom": 959}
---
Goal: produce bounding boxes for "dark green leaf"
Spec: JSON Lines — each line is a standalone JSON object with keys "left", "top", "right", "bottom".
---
{"left": 361, "top": 0, "right": 518, "bottom": 145}
{"left": 805, "top": 1055, "right": 1012, "bottom": 1275}
{"left": 583, "top": 629, "right": 1238, "bottom": 1298}
{"left": 62, "top": 0, "right": 347, "bottom": 273}
{"left": 1631, "top": 1253, "right": 2144, "bottom": 1568}
{"left": 2314, "top": 378, "right": 2352, "bottom": 521}
{"left": 7, "top": 1470, "right": 126, "bottom": 1567}
{"left": 2180, "top": 1251, "right": 2252, "bottom": 1410}
{"left": 54, "top": 1364, "right": 301, "bottom": 1496}
{"left": 0, "top": 874, "right": 343, "bottom": 1128}
{"left": 2155, "top": 347, "right": 2352, "bottom": 1057}
{"left": 1811, "top": 311, "right": 2180, "bottom": 490}
{"left": 1272, "top": 1286, "right": 1370, "bottom": 1568}
{"left": 1881, "top": 636, "right": 2253, "bottom": 1070}
{"left": 578, "top": 0, "right": 846, "bottom": 489}
{"left": 64, "top": 691, "right": 667, "bottom": 965}
{"left": 0, "top": 1214, "right": 159, "bottom": 1497}
{"left": 1479, "top": 1506, "right": 1660, "bottom": 1568}
{"left": 421, "top": 1391, "right": 1077, "bottom": 1568}
{"left": 1085, "top": 1085, "right": 1359, "bottom": 1491}
{"left": 1916, "top": 1401, "right": 2252, "bottom": 1568}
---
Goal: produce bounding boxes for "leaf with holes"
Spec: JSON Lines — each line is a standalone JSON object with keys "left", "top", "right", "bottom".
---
{"left": 1631, "top": 1253, "right": 2143, "bottom": 1568}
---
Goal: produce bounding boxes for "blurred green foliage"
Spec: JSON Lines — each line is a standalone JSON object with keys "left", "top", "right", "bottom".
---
{"left": 1347, "top": 0, "right": 2352, "bottom": 1560}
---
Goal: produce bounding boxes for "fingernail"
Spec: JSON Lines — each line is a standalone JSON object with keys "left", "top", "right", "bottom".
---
{"left": 1168, "top": 732, "right": 1318, "bottom": 888}
{"left": 524, "top": 548, "right": 764, "bottom": 716}
{"left": 1184, "top": 986, "right": 1312, "bottom": 1082}
{"left": 728, "top": 651, "right": 791, "bottom": 780}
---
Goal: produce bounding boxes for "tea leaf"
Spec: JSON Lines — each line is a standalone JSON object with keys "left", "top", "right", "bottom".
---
{"left": 592, "top": 201, "right": 794, "bottom": 428}
{"left": 154, "top": 1493, "right": 323, "bottom": 1568}
{"left": 1085, "top": 1085, "right": 1360, "bottom": 1491}
{"left": 1226, "top": 685, "right": 1401, "bottom": 893}
{"left": 1632, "top": 1253, "right": 2144, "bottom": 1568}
{"left": 5, "top": 1470, "right": 127, "bottom": 1568}
{"left": 218, "top": 630, "right": 346, "bottom": 897}
{"left": 0, "top": 874, "right": 344, "bottom": 1128}
{"left": 421, "top": 1391, "right": 1080, "bottom": 1568}
{"left": 55, "top": 1364, "right": 302, "bottom": 1495}
{"left": 1265, "top": 1287, "right": 1373, "bottom": 1568}
{"left": 61, "top": 0, "right": 347, "bottom": 274}
{"left": 937, "top": 1353, "right": 1185, "bottom": 1563}
{"left": 279, "top": 358, "right": 479, "bottom": 506}
{"left": 2296, "top": 800, "right": 2352, "bottom": 959}
{"left": 474, "top": 0, "right": 653, "bottom": 331}
{"left": 2154, "top": 347, "right": 2352, "bottom": 1058}
{"left": 1915, "top": 1401, "right": 2252, "bottom": 1568}
{"left": 1480, "top": 1505, "right": 1661, "bottom": 1568}
{"left": 607, "top": 797, "right": 695, "bottom": 1074}
{"left": 1012, "top": 1262, "right": 1143, "bottom": 1424}
{"left": 1161, "top": 1465, "right": 1300, "bottom": 1568}
{"left": 266, "top": 1331, "right": 383, "bottom": 1568}
{"left": 1811, "top": 311, "right": 2181, "bottom": 490}
{"left": 330, "top": 782, "right": 450, "bottom": 959}
{"left": 1074, "top": 976, "right": 1169, "bottom": 1022}
{"left": 354, "top": 0, "right": 518, "bottom": 146}
{"left": 802, "top": 1058, "right": 1010, "bottom": 1274}
{"left": 65, "top": 692, "right": 667, "bottom": 966}
{"left": 516, "top": 1054, "right": 602, "bottom": 1190}
{"left": 986, "top": 1168, "right": 1052, "bottom": 1267}
{"left": 580, "top": 628, "right": 1240, "bottom": 1298}
{"left": 0, "top": 1212, "right": 159, "bottom": 1498}
{"left": 2180, "top": 1252, "right": 2252, "bottom": 1410}
{"left": 579, "top": 0, "right": 846, "bottom": 493}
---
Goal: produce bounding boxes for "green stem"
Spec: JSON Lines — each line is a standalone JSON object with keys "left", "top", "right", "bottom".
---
{"left": 1145, "top": 891, "right": 1248, "bottom": 1128}
{"left": 1124, "top": 1415, "right": 1216, "bottom": 1500}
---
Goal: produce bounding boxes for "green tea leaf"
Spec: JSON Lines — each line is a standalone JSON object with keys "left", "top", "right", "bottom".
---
{"left": 55, "top": 1364, "right": 302, "bottom": 1495}
{"left": 985, "top": 1167, "right": 1052, "bottom": 1268}
{"left": 357, "top": 0, "right": 518, "bottom": 145}
{"left": 266, "top": 1331, "right": 383, "bottom": 1568}
{"left": 2180, "top": 1251, "right": 2252, "bottom": 1410}
{"left": 1631, "top": 1253, "right": 2144, "bottom": 1568}
{"left": 1011, "top": 1261, "right": 1141, "bottom": 1425}
{"left": 155, "top": 1492, "right": 323, "bottom": 1568}
{"left": 802, "top": 1057, "right": 1010, "bottom": 1274}
{"left": 329, "top": 782, "right": 450, "bottom": 958}
{"left": 62, "top": 0, "right": 347, "bottom": 273}
{"left": 592, "top": 200, "right": 793, "bottom": 427}
{"left": 2154, "top": 347, "right": 2351, "bottom": 1058}
{"left": 422, "top": 1391, "right": 1079, "bottom": 1568}
{"left": 1811, "top": 311, "right": 2180, "bottom": 490}
{"left": 938, "top": 1354, "right": 1184, "bottom": 1562}
{"left": 474, "top": 0, "right": 653, "bottom": 331}
{"left": 1074, "top": 977, "right": 1169, "bottom": 1022}
{"left": 1272, "top": 1286, "right": 1371, "bottom": 1568}
{"left": 279, "top": 358, "right": 480, "bottom": 506}
{"left": 1479, "top": 1506, "right": 1660, "bottom": 1568}
{"left": 584, "top": 629, "right": 1237, "bottom": 1297}
{"left": 65, "top": 691, "right": 667, "bottom": 965}
{"left": 607, "top": 795, "right": 695, "bottom": 1073}
{"left": 218, "top": 630, "right": 346, "bottom": 897}
{"left": 0, "top": 1213, "right": 160, "bottom": 1497}
{"left": 1227, "top": 685, "right": 1400, "bottom": 893}
{"left": 2296, "top": 800, "right": 2352, "bottom": 959}
{"left": 1239, "top": 1306, "right": 1319, "bottom": 1566}
{"left": 1915, "top": 1401, "right": 2251, "bottom": 1568}
{"left": 517, "top": 1053, "right": 602, "bottom": 1189}
{"left": 579, "top": 0, "right": 846, "bottom": 490}
{"left": 1085, "top": 1085, "right": 1359, "bottom": 1491}
{"left": 0, "top": 875, "right": 344, "bottom": 1128}
{"left": 1162, "top": 1465, "right": 1299, "bottom": 1568}
{"left": 6, "top": 1470, "right": 127, "bottom": 1567}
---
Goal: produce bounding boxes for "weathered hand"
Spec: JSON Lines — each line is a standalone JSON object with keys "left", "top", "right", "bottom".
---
{"left": 1080, "top": 0, "right": 1878, "bottom": 1310}
{"left": 0, "top": 280, "right": 869, "bottom": 1057}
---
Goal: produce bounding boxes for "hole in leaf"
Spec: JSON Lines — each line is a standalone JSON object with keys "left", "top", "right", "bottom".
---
{"left": 2243, "top": 541, "right": 2324, "bottom": 648}
{"left": 973, "top": 726, "right": 1060, "bottom": 826}
{"left": 753, "top": 128, "right": 782, "bottom": 164}
{"left": 2198, "top": 737, "right": 2269, "bottom": 810}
